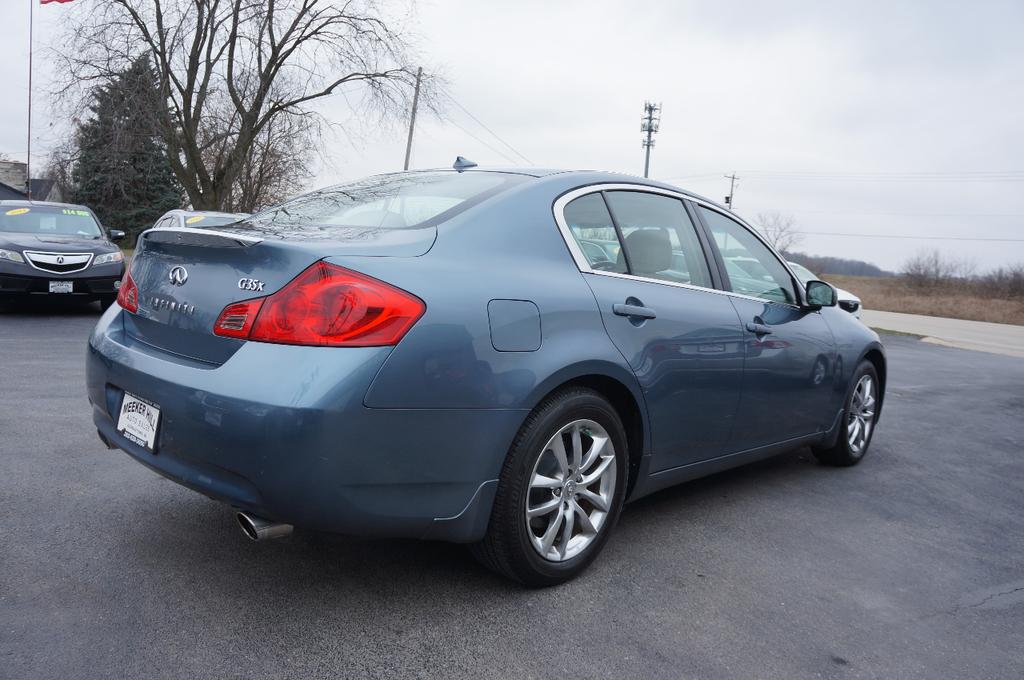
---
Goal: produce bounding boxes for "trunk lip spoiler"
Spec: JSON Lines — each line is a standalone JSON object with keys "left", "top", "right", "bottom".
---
{"left": 141, "top": 226, "right": 264, "bottom": 245}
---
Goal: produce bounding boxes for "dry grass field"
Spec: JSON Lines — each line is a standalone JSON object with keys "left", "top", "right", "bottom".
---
{"left": 826, "top": 275, "right": 1024, "bottom": 326}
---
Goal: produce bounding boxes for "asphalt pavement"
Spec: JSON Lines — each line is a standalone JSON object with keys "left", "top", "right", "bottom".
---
{"left": 2, "top": 299, "right": 1022, "bottom": 679}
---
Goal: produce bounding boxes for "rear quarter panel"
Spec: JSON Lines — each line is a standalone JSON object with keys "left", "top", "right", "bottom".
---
{"left": 352, "top": 174, "right": 646, "bottom": 415}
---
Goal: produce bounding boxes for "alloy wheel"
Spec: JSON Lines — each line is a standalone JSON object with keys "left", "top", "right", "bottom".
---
{"left": 847, "top": 374, "right": 876, "bottom": 454}
{"left": 525, "top": 419, "right": 617, "bottom": 562}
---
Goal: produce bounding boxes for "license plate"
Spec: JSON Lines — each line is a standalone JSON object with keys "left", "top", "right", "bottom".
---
{"left": 49, "top": 280, "right": 73, "bottom": 293}
{"left": 116, "top": 392, "right": 161, "bottom": 451}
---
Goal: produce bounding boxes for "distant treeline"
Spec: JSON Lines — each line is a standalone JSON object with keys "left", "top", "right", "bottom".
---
{"left": 782, "top": 251, "right": 893, "bottom": 278}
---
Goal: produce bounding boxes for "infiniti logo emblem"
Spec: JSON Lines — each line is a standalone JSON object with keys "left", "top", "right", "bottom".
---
{"left": 169, "top": 265, "right": 189, "bottom": 286}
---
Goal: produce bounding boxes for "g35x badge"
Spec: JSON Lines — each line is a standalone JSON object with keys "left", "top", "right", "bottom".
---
{"left": 238, "top": 278, "right": 265, "bottom": 292}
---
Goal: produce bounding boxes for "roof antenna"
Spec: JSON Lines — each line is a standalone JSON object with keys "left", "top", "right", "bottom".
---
{"left": 453, "top": 156, "right": 478, "bottom": 172}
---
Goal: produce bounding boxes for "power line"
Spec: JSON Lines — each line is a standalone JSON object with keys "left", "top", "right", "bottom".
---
{"left": 740, "top": 171, "right": 1024, "bottom": 183}
{"left": 745, "top": 170, "right": 1024, "bottom": 176}
{"left": 661, "top": 169, "right": 1024, "bottom": 183}
{"left": 794, "top": 231, "right": 1024, "bottom": 242}
{"left": 441, "top": 114, "right": 520, "bottom": 165}
{"left": 784, "top": 209, "right": 1024, "bottom": 218}
{"left": 441, "top": 89, "right": 533, "bottom": 164}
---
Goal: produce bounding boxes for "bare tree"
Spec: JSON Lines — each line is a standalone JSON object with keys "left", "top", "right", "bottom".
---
{"left": 979, "top": 263, "right": 1024, "bottom": 298}
{"left": 902, "top": 249, "right": 976, "bottom": 289}
{"left": 54, "top": 0, "right": 426, "bottom": 210}
{"left": 42, "top": 139, "right": 80, "bottom": 203}
{"left": 755, "top": 211, "right": 803, "bottom": 253}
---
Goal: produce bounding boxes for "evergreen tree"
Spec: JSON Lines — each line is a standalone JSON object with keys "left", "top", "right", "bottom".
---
{"left": 72, "top": 56, "right": 181, "bottom": 244}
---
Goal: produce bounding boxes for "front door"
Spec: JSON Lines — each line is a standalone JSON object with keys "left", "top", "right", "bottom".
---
{"left": 561, "top": 190, "right": 745, "bottom": 471}
{"left": 694, "top": 205, "right": 838, "bottom": 451}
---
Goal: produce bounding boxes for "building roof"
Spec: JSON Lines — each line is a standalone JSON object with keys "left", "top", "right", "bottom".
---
{"left": 0, "top": 181, "right": 26, "bottom": 200}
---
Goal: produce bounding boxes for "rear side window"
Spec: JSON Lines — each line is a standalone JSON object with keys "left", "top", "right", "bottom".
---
{"left": 604, "top": 192, "right": 713, "bottom": 288}
{"left": 698, "top": 206, "right": 798, "bottom": 304}
{"left": 562, "top": 193, "right": 626, "bottom": 273}
{"left": 242, "top": 171, "right": 526, "bottom": 233}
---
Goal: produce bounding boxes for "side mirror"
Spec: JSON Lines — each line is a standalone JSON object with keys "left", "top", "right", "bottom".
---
{"left": 805, "top": 280, "right": 837, "bottom": 308}
{"left": 109, "top": 229, "right": 126, "bottom": 242}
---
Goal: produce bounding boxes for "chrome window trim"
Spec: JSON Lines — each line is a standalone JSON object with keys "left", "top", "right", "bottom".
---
{"left": 140, "top": 226, "right": 263, "bottom": 244}
{"left": 21, "top": 250, "right": 94, "bottom": 274}
{"left": 552, "top": 183, "right": 805, "bottom": 309}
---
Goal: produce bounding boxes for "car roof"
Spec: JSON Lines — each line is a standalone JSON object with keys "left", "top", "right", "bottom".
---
{"left": 414, "top": 167, "right": 730, "bottom": 212}
{"left": 0, "top": 199, "right": 95, "bottom": 212}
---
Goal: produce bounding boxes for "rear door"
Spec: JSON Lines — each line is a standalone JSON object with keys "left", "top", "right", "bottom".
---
{"left": 559, "top": 188, "right": 745, "bottom": 472}
{"left": 693, "top": 204, "right": 838, "bottom": 450}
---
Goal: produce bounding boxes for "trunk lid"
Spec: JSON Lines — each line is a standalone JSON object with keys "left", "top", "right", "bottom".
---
{"left": 124, "top": 226, "right": 434, "bottom": 364}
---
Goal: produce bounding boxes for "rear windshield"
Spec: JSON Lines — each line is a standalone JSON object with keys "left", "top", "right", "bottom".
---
{"left": 242, "top": 171, "right": 525, "bottom": 233}
{"left": 183, "top": 214, "right": 245, "bottom": 228}
{"left": 0, "top": 205, "right": 102, "bottom": 237}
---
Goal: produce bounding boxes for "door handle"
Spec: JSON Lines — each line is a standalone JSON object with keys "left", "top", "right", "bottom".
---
{"left": 613, "top": 303, "right": 657, "bottom": 320}
{"left": 745, "top": 322, "right": 772, "bottom": 335}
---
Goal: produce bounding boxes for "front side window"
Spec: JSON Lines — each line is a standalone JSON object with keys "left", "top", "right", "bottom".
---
{"left": 0, "top": 205, "right": 101, "bottom": 238}
{"left": 605, "top": 191, "right": 712, "bottom": 288}
{"left": 698, "top": 207, "right": 798, "bottom": 304}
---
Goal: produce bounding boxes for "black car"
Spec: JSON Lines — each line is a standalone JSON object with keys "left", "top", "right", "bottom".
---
{"left": 0, "top": 200, "right": 126, "bottom": 306}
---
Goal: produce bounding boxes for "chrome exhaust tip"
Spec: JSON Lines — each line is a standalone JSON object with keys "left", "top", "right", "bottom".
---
{"left": 236, "top": 511, "right": 293, "bottom": 541}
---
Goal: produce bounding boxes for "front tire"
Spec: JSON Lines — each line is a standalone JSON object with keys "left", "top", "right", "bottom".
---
{"left": 813, "top": 360, "right": 879, "bottom": 466}
{"left": 471, "top": 387, "right": 628, "bottom": 586}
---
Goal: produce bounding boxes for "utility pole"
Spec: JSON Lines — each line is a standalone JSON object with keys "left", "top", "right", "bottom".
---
{"left": 403, "top": 67, "right": 423, "bottom": 171}
{"left": 724, "top": 172, "right": 739, "bottom": 210}
{"left": 26, "top": 0, "right": 34, "bottom": 199}
{"left": 641, "top": 101, "right": 661, "bottom": 178}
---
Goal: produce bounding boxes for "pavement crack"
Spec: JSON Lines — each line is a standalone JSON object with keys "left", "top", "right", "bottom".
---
{"left": 963, "top": 585, "right": 1024, "bottom": 610}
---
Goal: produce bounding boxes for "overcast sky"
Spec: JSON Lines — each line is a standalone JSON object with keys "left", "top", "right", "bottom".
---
{"left": 2, "top": 0, "right": 1022, "bottom": 271}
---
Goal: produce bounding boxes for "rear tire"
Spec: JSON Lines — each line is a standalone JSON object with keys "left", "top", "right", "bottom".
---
{"left": 813, "top": 360, "right": 879, "bottom": 467}
{"left": 471, "top": 387, "right": 628, "bottom": 586}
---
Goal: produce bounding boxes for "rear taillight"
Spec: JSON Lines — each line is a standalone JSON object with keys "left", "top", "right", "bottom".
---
{"left": 214, "top": 262, "right": 424, "bottom": 347}
{"left": 116, "top": 267, "right": 138, "bottom": 313}
{"left": 213, "top": 298, "right": 264, "bottom": 339}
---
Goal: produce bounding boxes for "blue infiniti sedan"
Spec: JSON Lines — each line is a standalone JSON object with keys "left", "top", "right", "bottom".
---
{"left": 86, "top": 165, "right": 885, "bottom": 585}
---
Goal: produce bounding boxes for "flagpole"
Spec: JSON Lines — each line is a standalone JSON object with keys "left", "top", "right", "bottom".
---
{"left": 26, "top": 0, "right": 34, "bottom": 200}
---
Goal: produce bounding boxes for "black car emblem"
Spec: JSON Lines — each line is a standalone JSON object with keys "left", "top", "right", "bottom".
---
{"left": 169, "top": 266, "right": 189, "bottom": 286}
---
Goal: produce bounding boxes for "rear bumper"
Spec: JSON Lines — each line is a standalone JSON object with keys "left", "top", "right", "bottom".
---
{"left": 86, "top": 306, "right": 523, "bottom": 542}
